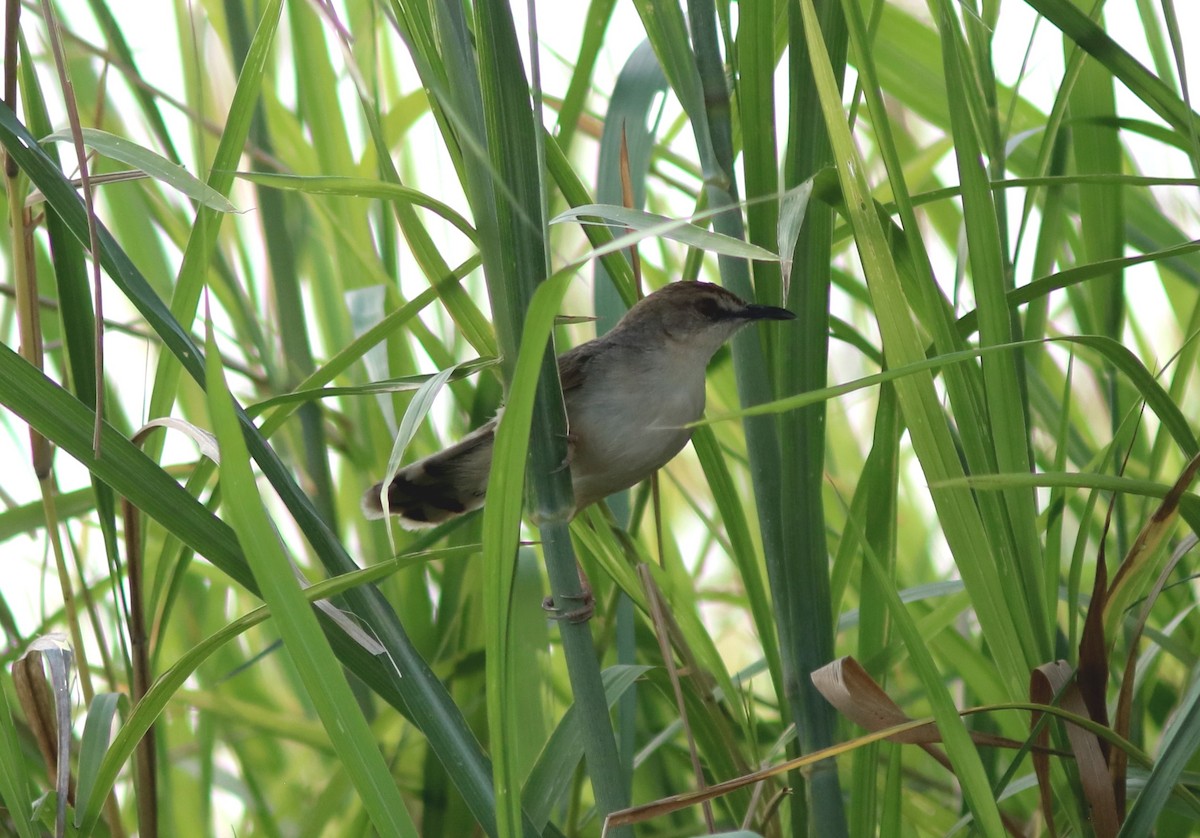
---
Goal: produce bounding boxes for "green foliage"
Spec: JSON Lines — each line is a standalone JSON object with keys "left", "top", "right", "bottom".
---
{"left": 2, "top": 0, "right": 1199, "bottom": 836}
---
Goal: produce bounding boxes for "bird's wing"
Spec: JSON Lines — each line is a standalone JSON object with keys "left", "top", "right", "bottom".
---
{"left": 556, "top": 341, "right": 600, "bottom": 393}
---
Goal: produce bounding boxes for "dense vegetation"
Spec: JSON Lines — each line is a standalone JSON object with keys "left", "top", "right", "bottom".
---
{"left": 1, "top": 0, "right": 1198, "bottom": 835}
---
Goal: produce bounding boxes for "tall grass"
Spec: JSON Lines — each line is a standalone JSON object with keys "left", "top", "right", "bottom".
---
{"left": 1, "top": 0, "right": 1199, "bottom": 836}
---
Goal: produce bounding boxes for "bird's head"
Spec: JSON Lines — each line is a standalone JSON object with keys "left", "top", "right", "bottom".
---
{"left": 616, "top": 281, "right": 795, "bottom": 357}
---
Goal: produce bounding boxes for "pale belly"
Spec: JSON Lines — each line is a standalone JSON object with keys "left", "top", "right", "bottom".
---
{"left": 565, "top": 375, "right": 704, "bottom": 509}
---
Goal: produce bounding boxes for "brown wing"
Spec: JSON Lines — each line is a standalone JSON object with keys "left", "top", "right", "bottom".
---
{"left": 556, "top": 341, "right": 601, "bottom": 393}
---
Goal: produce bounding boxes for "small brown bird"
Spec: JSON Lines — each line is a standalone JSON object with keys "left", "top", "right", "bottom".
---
{"left": 363, "top": 281, "right": 794, "bottom": 527}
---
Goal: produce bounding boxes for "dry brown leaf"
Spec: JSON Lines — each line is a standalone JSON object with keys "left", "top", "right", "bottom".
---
{"left": 812, "top": 656, "right": 1026, "bottom": 752}
{"left": 1105, "top": 452, "right": 1200, "bottom": 635}
{"left": 1030, "top": 661, "right": 1119, "bottom": 838}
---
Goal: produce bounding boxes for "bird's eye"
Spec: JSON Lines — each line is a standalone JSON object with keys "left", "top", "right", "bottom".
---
{"left": 696, "top": 297, "right": 724, "bottom": 320}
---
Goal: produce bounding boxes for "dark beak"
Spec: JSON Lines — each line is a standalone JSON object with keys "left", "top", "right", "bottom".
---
{"left": 742, "top": 304, "right": 795, "bottom": 321}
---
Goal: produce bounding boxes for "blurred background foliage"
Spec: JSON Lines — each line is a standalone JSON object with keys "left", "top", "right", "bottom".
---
{"left": 1, "top": 0, "right": 1200, "bottom": 836}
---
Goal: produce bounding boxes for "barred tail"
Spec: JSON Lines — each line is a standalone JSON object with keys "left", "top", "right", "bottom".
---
{"left": 361, "top": 421, "right": 496, "bottom": 529}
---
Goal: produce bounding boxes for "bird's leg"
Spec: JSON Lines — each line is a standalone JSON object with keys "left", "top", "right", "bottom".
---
{"left": 542, "top": 560, "right": 594, "bottom": 623}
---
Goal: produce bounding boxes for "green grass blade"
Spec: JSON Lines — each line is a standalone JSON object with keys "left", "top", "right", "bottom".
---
{"left": 144, "top": 0, "right": 286, "bottom": 457}
{"left": 1119, "top": 671, "right": 1200, "bottom": 835}
{"left": 203, "top": 318, "right": 418, "bottom": 837}
{"left": 480, "top": 268, "right": 575, "bottom": 838}
{"left": 0, "top": 670, "right": 38, "bottom": 838}
{"left": 73, "top": 692, "right": 125, "bottom": 830}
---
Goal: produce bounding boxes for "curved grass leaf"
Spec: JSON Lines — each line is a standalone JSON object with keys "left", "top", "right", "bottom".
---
{"left": 552, "top": 203, "right": 779, "bottom": 261}
{"left": 247, "top": 358, "right": 498, "bottom": 413}
{"left": 42, "top": 128, "right": 235, "bottom": 212}
{"left": 236, "top": 172, "right": 477, "bottom": 241}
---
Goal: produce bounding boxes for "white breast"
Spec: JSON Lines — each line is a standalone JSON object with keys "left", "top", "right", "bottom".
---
{"left": 564, "top": 348, "right": 706, "bottom": 508}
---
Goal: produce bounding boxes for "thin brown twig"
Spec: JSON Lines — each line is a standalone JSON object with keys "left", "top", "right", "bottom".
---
{"left": 638, "top": 565, "right": 716, "bottom": 833}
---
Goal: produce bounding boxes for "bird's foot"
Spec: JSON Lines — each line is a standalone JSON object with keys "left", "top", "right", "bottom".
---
{"left": 542, "top": 590, "right": 595, "bottom": 624}
{"left": 552, "top": 432, "right": 578, "bottom": 473}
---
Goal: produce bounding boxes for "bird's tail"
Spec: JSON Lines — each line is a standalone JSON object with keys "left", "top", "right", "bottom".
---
{"left": 361, "top": 420, "right": 496, "bottom": 528}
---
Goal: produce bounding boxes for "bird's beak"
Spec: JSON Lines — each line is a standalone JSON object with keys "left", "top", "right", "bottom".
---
{"left": 742, "top": 304, "right": 796, "bottom": 321}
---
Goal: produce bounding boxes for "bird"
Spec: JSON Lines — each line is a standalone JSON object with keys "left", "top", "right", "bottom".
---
{"left": 362, "top": 280, "right": 794, "bottom": 528}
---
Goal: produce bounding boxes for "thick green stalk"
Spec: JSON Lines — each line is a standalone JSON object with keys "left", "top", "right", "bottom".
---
{"left": 468, "top": 0, "right": 631, "bottom": 832}
{"left": 688, "top": 0, "right": 850, "bottom": 832}
{"left": 778, "top": 2, "right": 851, "bottom": 835}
